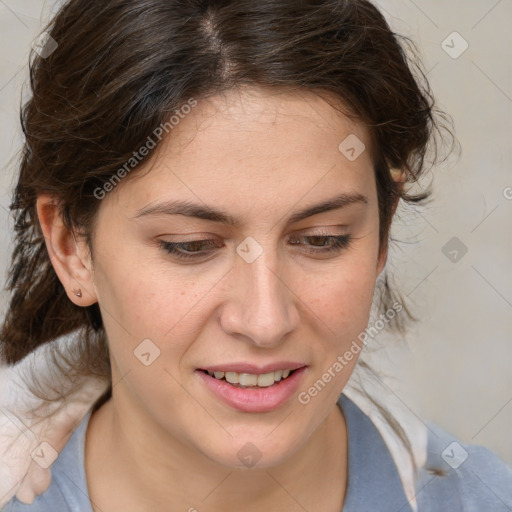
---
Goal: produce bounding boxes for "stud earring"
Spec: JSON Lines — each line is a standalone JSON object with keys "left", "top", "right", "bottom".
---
{"left": 75, "top": 289, "right": 82, "bottom": 298}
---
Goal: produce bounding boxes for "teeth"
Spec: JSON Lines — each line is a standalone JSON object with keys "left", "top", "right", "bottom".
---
{"left": 257, "top": 372, "right": 275, "bottom": 387}
{"left": 239, "top": 373, "right": 258, "bottom": 386}
{"left": 206, "top": 369, "right": 295, "bottom": 387}
{"left": 225, "top": 372, "right": 239, "bottom": 384}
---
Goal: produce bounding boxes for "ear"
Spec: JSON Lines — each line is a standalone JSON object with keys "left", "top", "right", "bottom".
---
{"left": 376, "top": 169, "right": 407, "bottom": 275}
{"left": 36, "top": 194, "right": 98, "bottom": 307}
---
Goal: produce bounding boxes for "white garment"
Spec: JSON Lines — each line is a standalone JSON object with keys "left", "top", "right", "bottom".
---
{"left": 0, "top": 332, "right": 108, "bottom": 507}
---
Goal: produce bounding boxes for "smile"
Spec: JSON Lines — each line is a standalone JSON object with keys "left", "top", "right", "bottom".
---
{"left": 202, "top": 369, "right": 295, "bottom": 388}
{"left": 197, "top": 366, "right": 307, "bottom": 413}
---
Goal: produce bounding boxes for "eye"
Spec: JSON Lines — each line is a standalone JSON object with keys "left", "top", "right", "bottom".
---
{"left": 288, "top": 234, "right": 352, "bottom": 255}
{"left": 159, "top": 239, "right": 221, "bottom": 260}
{"left": 159, "top": 233, "right": 353, "bottom": 262}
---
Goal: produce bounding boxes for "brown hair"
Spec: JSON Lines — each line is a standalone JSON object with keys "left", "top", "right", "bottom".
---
{"left": 0, "top": 0, "right": 454, "bottom": 461}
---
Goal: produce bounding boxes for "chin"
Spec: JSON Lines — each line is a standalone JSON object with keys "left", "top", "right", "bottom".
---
{"left": 198, "top": 429, "right": 305, "bottom": 471}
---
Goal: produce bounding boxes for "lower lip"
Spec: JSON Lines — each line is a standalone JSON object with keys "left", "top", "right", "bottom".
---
{"left": 196, "top": 367, "right": 307, "bottom": 413}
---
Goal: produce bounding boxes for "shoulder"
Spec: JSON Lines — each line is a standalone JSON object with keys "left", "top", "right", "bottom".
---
{"left": 340, "top": 388, "right": 512, "bottom": 512}
{"left": 415, "top": 422, "right": 512, "bottom": 511}
{"left": 1, "top": 410, "right": 94, "bottom": 512}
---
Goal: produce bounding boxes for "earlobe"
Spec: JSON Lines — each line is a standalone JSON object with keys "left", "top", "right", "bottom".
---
{"left": 36, "top": 194, "right": 98, "bottom": 307}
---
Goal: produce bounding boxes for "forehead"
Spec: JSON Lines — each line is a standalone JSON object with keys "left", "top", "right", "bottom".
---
{"left": 166, "top": 86, "right": 372, "bottom": 161}
{"left": 101, "top": 86, "right": 376, "bottom": 221}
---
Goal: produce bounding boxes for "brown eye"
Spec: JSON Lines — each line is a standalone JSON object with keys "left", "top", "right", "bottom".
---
{"left": 289, "top": 234, "right": 352, "bottom": 254}
{"left": 159, "top": 239, "right": 221, "bottom": 260}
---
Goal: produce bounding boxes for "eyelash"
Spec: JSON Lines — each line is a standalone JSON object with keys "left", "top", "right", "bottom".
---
{"left": 159, "top": 234, "right": 352, "bottom": 260}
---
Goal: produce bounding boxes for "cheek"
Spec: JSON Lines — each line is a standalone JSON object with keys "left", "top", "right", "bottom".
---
{"left": 93, "top": 259, "right": 207, "bottom": 416}
{"left": 94, "top": 240, "right": 198, "bottom": 329}
{"left": 295, "top": 261, "right": 377, "bottom": 413}
{"left": 298, "top": 257, "right": 378, "bottom": 339}
{"left": 94, "top": 253, "right": 218, "bottom": 374}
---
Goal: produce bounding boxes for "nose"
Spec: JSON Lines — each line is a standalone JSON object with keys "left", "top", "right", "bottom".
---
{"left": 219, "top": 243, "right": 300, "bottom": 348}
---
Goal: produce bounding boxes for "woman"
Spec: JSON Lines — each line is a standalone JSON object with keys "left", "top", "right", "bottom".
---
{"left": 1, "top": 0, "right": 511, "bottom": 511}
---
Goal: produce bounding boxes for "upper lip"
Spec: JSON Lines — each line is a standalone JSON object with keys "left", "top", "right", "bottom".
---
{"left": 199, "top": 362, "right": 307, "bottom": 374}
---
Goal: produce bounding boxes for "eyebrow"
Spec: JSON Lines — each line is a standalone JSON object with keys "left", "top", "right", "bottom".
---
{"left": 132, "top": 192, "right": 368, "bottom": 226}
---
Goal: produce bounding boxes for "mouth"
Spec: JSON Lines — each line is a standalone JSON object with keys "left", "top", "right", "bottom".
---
{"left": 199, "top": 368, "right": 298, "bottom": 388}
{"left": 196, "top": 365, "right": 307, "bottom": 413}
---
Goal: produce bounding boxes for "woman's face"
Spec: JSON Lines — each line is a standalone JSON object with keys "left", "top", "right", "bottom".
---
{"left": 86, "top": 86, "right": 387, "bottom": 468}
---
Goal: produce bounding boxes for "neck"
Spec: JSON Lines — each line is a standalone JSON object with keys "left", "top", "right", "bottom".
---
{"left": 85, "top": 395, "right": 348, "bottom": 512}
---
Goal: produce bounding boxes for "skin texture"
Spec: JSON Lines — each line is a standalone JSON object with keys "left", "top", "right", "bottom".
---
{"left": 37, "top": 86, "right": 402, "bottom": 511}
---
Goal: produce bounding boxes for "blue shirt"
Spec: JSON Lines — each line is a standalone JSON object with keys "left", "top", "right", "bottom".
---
{"left": 3, "top": 394, "right": 512, "bottom": 511}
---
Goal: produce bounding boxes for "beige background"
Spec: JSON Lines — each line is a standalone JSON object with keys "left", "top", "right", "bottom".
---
{"left": 0, "top": 0, "right": 511, "bottom": 465}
